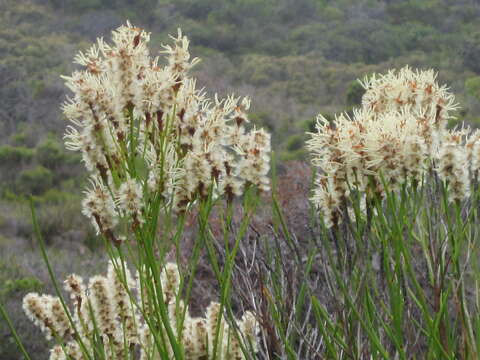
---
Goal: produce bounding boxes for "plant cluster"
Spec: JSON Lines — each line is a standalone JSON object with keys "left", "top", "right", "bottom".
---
{"left": 3, "top": 21, "right": 480, "bottom": 360}
{"left": 10, "top": 22, "right": 268, "bottom": 360}
{"left": 23, "top": 261, "right": 258, "bottom": 360}
{"left": 307, "top": 66, "right": 478, "bottom": 227}
{"left": 62, "top": 22, "right": 270, "bottom": 243}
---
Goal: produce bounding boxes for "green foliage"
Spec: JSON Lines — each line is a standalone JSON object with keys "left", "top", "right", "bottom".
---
{"left": 240, "top": 54, "right": 286, "bottom": 86}
{"left": 18, "top": 166, "right": 53, "bottom": 195}
{"left": 249, "top": 112, "right": 275, "bottom": 132}
{"left": 47, "top": 0, "right": 158, "bottom": 12}
{"left": 465, "top": 76, "right": 480, "bottom": 100}
{"left": 286, "top": 134, "right": 304, "bottom": 152}
{"left": 174, "top": 0, "right": 223, "bottom": 19}
{"left": 0, "top": 145, "right": 34, "bottom": 165}
{"left": 0, "top": 135, "right": 83, "bottom": 199}
{"left": 280, "top": 148, "right": 307, "bottom": 162}
{"left": 0, "top": 256, "right": 43, "bottom": 359}
{"left": 36, "top": 136, "right": 66, "bottom": 169}
{"left": 10, "top": 130, "right": 28, "bottom": 146}
{"left": 346, "top": 80, "right": 365, "bottom": 108}
{"left": 0, "top": 255, "right": 21, "bottom": 287}
{"left": 461, "top": 31, "right": 480, "bottom": 74}
{"left": 281, "top": 134, "right": 308, "bottom": 161}
{"left": 32, "top": 189, "right": 73, "bottom": 204}
{"left": 1, "top": 277, "right": 43, "bottom": 298}
{"left": 386, "top": 0, "right": 448, "bottom": 27}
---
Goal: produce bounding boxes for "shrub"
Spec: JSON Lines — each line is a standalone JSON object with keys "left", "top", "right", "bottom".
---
{"left": 1, "top": 277, "right": 43, "bottom": 298}
{"left": 17, "top": 165, "right": 53, "bottom": 195}
{"left": 465, "top": 76, "right": 480, "bottom": 100}
{"left": 0, "top": 256, "right": 48, "bottom": 359}
{"left": 0, "top": 145, "right": 34, "bottom": 165}
{"left": 285, "top": 134, "right": 304, "bottom": 152}
{"left": 345, "top": 79, "right": 365, "bottom": 108}
{"left": 6, "top": 16, "right": 480, "bottom": 360}
{"left": 304, "top": 66, "right": 480, "bottom": 358}
{"left": 3, "top": 22, "right": 269, "bottom": 360}
{"left": 35, "top": 137, "right": 65, "bottom": 169}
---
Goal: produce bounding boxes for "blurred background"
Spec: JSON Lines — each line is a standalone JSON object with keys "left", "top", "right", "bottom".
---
{"left": 1, "top": 0, "right": 480, "bottom": 357}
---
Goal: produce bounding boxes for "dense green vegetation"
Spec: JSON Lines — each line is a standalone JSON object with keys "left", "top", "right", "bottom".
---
{"left": 2, "top": 2, "right": 480, "bottom": 357}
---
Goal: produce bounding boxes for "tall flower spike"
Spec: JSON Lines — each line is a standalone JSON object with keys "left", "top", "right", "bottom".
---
{"left": 436, "top": 130, "right": 470, "bottom": 203}
{"left": 88, "top": 275, "right": 118, "bottom": 338}
{"left": 22, "top": 294, "right": 72, "bottom": 341}
{"left": 236, "top": 128, "right": 271, "bottom": 192}
{"left": 160, "top": 262, "right": 181, "bottom": 304}
{"left": 81, "top": 176, "right": 118, "bottom": 242}
{"left": 107, "top": 261, "right": 139, "bottom": 344}
{"left": 116, "top": 176, "right": 144, "bottom": 226}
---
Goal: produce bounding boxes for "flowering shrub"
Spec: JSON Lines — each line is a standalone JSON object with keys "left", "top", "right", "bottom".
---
{"left": 302, "top": 67, "right": 480, "bottom": 359}
{"left": 23, "top": 261, "right": 258, "bottom": 360}
{"left": 62, "top": 22, "right": 270, "bottom": 242}
{"left": 12, "top": 22, "right": 267, "bottom": 360}
{"left": 5, "top": 21, "right": 480, "bottom": 360}
{"left": 307, "top": 66, "right": 474, "bottom": 227}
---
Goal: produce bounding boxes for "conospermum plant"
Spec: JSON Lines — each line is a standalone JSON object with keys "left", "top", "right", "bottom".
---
{"left": 9, "top": 19, "right": 480, "bottom": 360}
{"left": 304, "top": 67, "right": 480, "bottom": 358}
{"left": 62, "top": 21, "right": 270, "bottom": 243}
{"left": 6, "top": 22, "right": 267, "bottom": 360}
{"left": 307, "top": 66, "right": 476, "bottom": 227}
{"left": 23, "top": 261, "right": 258, "bottom": 360}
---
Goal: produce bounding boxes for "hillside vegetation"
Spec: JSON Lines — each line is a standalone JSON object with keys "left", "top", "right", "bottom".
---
{"left": 1, "top": 0, "right": 480, "bottom": 243}
{"left": 2, "top": 0, "right": 480, "bottom": 261}
{"left": 2, "top": 2, "right": 480, "bottom": 358}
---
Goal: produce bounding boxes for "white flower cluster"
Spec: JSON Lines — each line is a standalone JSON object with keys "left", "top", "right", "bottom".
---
{"left": 307, "top": 66, "right": 475, "bottom": 228}
{"left": 23, "top": 261, "right": 259, "bottom": 360}
{"left": 139, "top": 263, "right": 259, "bottom": 360}
{"left": 62, "top": 22, "right": 270, "bottom": 239}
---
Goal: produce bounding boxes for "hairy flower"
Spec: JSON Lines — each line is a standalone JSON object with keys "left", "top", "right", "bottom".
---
{"left": 23, "top": 294, "right": 72, "bottom": 341}
{"left": 62, "top": 22, "right": 271, "bottom": 235}
{"left": 308, "top": 66, "right": 471, "bottom": 227}
{"left": 24, "top": 260, "right": 258, "bottom": 360}
{"left": 360, "top": 66, "right": 457, "bottom": 128}
{"left": 236, "top": 128, "right": 271, "bottom": 192}
{"left": 436, "top": 130, "right": 470, "bottom": 202}
{"left": 81, "top": 177, "right": 118, "bottom": 241}
{"left": 116, "top": 177, "right": 144, "bottom": 225}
